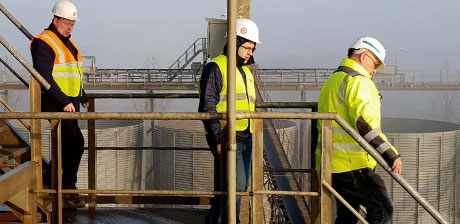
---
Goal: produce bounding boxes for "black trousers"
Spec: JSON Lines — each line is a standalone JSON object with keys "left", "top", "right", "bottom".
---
{"left": 59, "top": 119, "right": 85, "bottom": 189}
{"left": 332, "top": 168, "right": 393, "bottom": 224}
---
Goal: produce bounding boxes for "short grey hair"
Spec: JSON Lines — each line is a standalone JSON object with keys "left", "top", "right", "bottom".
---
{"left": 347, "top": 48, "right": 367, "bottom": 57}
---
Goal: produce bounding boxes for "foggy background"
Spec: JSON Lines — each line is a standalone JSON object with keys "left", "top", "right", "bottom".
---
{"left": 1, "top": 0, "right": 460, "bottom": 123}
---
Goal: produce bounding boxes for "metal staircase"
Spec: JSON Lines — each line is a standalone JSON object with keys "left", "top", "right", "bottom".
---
{"left": 167, "top": 38, "right": 207, "bottom": 81}
{"left": 0, "top": 119, "right": 50, "bottom": 223}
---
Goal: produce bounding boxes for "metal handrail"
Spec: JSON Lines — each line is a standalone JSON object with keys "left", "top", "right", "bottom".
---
{"left": 0, "top": 3, "right": 51, "bottom": 90}
{"left": 0, "top": 111, "right": 449, "bottom": 223}
{"left": 0, "top": 97, "right": 29, "bottom": 130}
{"left": 0, "top": 57, "right": 29, "bottom": 88}
{"left": 0, "top": 3, "right": 33, "bottom": 40}
{"left": 0, "top": 36, "right": 50, "bottom": 90}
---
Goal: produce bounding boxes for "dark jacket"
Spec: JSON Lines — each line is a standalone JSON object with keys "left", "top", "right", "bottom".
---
{"left": 31, "top": 23, "right": 87, "bottom": 112}
{"left": 198, "top": 37, "right": 256, "bottom": 148}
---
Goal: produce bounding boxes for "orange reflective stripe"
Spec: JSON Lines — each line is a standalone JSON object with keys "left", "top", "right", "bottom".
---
{"left": 68, "top": 38, "right": 82, "bottom": 61}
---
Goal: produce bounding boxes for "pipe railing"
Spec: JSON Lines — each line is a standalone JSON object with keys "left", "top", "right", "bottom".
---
{"left": 0, "top": 57, "right": 29, "bottom": 88}
{"left": 0, "top": 110, "right": 450, "bottom": 223}
{"left": 0, "top": 96, "right": 30, "bottom": 130}
{"left": 0, "top": 36, "right": 50, "bottom": 90}
{"left": 0, "top": 3, "right": 33, "bottom": 40}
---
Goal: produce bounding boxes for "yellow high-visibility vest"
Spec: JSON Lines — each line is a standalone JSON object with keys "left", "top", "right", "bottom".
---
{"left": 199, "top": 54, "right": 256, "bottom": 132}
{"left": 316, "top": 58, "right": 399, "bottom": 173}
{"left": 33, "top": 30, "right": 83, "bottom": 97}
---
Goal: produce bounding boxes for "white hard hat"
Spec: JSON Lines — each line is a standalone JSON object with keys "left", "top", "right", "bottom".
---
{"left": 52, "top": 1, "right": 79, "bottom": 21}
{"left": 349, "top": 37, "right": 386, "bottom": 70}
{"left": 236, "top": 19, "right": 261, "bottom": 44}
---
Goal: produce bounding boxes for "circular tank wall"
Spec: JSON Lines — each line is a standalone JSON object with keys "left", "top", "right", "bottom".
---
{"left": 379, "top": 118, "right": 459, "bottom": 224}
{"left": 10, "top": 119, "right": 144, "bottom": 191}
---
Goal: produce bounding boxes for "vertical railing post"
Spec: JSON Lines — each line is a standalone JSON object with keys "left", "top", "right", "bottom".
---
{"left": 88, "top": 98, "right": 96, "bottom": 210}
{"left": 227, "top": 0, "right": 237, "bottom": 223}
{"left": 50, "top": 119, "right": 62, "bottom": 224}
{"left": 23, "top": 182, "right": 38, "bottom": 224}
{"left": 29, "top": 77, "right": 43, "bottom": 204}
{"left": 251, "top": 118, "right": 264, "bottom": 223}
{"left": 320, "top": 119, "right": 332, "bottom": 224}
{"left": 311, "top": 116, "right": 320, "bottom": 224}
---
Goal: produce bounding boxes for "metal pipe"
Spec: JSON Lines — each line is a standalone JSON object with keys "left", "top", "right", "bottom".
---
{"left": 85, "top": 93, "right": 199, "bottom": 99}
{"left": 35, "top": 189, "right": 228, "bottom": 196}
{"left": 334, "top": 115, "right": 449, "bottom": 224}
{"left": 227, "top": 0, "right": 237, "bottom": 222}
{"left": 0, "top": 3, "right": 34, "bottom": 40}
{"left": 0, "top": 57, "right": 29, "bottom": 88}
{"left": 87, "top": 99, "right": 96, "bottom": 210}
{"left": 0, "top": 36, "right": 50, "bottom": 90}
{"left": 86, "top": 146, "right": 209, "bottom": 151}
{"left": 0, "top": 112, "right": 337, "bottom": 120}
{"left": 256, "top": 102, "right": 318, "bottom": 109}
{"left": 0, "top": 97, "right": 30, "bottom": 130}
{"left": 0, "top": 112, "right": 224, "bottom": 120}
{"left": 263, "top": 168, "right": 314, "bottom": 173}
{"left": 254, "top": 190, "right": 319, "bottom": 197}
{"left": 322, "top": 181, "right": 368, "bottom": 224}
{"left": 236, "top": 112, "right": 336, "bottom": 120}
{"left": 34, "top": 189, "right": 320, "bottom": 197}
{"left": 0, "top": 164, "right": 20, "bottom": 168}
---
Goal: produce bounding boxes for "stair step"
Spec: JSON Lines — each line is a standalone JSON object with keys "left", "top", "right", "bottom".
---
{"left": 0, "top": 147, "right": 29, "bottom": 163}
{"left": 0, "top": 119, "right": 29, "bottom": 147}
{"left": 0, "top": 206, "right": 19, "bottom": 222}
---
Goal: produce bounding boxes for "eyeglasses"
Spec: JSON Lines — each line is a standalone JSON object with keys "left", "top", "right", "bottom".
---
{"left": 241, "top": 46, "right": 256, "bottom": 52}
{"left": 366, "top": 53, "right": 380, "bottom": 68}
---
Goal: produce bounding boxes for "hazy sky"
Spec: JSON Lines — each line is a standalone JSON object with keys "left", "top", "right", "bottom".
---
{"left": 2, "top": 0, "right": 460, "bottom": 122}
{"left": 1, "top": 0, "right": 460, "bottom": 71}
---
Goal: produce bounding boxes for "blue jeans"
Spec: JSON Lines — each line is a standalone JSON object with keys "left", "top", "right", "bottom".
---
{"left": 206, "top": 138, "right": 252, "bottom": 224}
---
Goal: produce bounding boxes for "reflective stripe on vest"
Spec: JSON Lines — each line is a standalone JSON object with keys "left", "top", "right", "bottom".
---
{"left": 34, "top": 30, "right": 83, "bottom": 97}
{"left": 210, "top": 54, "right": 256, "bottom": 132}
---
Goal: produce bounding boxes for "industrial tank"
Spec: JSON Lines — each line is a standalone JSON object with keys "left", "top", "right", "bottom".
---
{"left": 10, "top": 119, "right": 144, "bottom": 191}
{"left": 379, "top": 118, "right": 459, "bottom": 224}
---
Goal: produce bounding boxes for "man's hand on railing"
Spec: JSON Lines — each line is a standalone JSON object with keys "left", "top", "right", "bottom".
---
{"left": 392, "top": 157, "right": 402, "bottom": 174}
{"left": 63, "top": 103, "right": 76, "bottom": 112}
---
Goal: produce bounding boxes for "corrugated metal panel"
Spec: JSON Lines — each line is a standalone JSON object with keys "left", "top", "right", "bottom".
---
{"left": 9, "top": 119, "right": 144, "bottom": 193}
{"left": 379, "top": 118, "right": 459, "bottom": 224}
{"left": 149, "top": 120, "right": 213, "bottom": 209}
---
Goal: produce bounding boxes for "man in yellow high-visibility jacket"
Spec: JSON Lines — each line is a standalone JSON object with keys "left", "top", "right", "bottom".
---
{"left": 31, "top": 0, "right": 87, "bottom": 209}
{"left": 199, "top": 19, "right": 260, "bottom": 224}
{"left": 317, "top": 37, "right": 402, "bottom": 224}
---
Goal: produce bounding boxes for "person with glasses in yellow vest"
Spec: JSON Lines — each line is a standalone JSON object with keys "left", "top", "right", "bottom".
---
{"left": 316, "top": 37, "right": 403, "bottom": 223}
{"left": 30, "top": 0, "right": 87, "bottom": 208}
{"left": 198, "top": 19, "right": 260, "bottom": 224}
